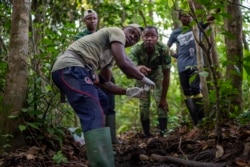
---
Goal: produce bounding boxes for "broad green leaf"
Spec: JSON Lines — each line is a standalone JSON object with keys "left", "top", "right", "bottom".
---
{"left": 8, "top": 115, "right": 18, "bottom": 119}
{"left": 167, "top": 0, "right": 174, "bottom": 8}
{"left": 19, "top": 125, "right": 26, "bottom": 132}
{"left": 199, "top": 71, "right": 209, "bottom": 77}
{"left": 27, "top": 122, "right": 39, "bottom": 129}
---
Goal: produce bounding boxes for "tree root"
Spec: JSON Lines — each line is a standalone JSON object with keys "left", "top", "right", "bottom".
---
{"left": 151, "top": 154, "right": 226, "bottom": 167}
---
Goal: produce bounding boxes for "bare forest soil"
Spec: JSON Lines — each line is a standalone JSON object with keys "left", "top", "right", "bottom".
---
{"left": 1, "top": 123, "right": 250, "bottom": 167}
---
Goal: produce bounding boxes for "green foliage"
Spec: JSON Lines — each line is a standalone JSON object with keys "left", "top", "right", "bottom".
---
{"left": 19, "top": 125, "right": 26, "bottom": 132}
{"left": 116, "top": 96, "right": 140, "bottom": 133}
{"left": 19, "top": 116, "right": 67, "bottom": 149}
{"left": 52, "top": 150, "right": 68, "bottom": 164}
{"left": 0, "top": 1, "right": 11, "bottom": 93}
{"left": 237, "top": 110, "right": 250, "bottom": 124}
{"left": 167, "top": 0, "right": 174, "bottom": 8}
{"left": 243, "top": 52, "right": 250, "bottom": 75}
{"left": 0, "top": 134, "right": 13, "bottom": 150}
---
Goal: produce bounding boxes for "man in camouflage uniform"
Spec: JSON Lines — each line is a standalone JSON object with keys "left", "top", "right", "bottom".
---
{"left": 129, "top": 26, "right": 171, "bottom": 137}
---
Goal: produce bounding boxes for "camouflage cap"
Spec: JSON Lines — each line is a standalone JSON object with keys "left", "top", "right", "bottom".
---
{"left": 83, "top": 9, "right": 97, "bottom": 19}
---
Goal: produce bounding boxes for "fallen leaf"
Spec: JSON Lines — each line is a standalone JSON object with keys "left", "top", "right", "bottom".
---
{"left": 26, "top": 146, "right": 40, "bottom": 154}
{"left": 139, "top": 154, "right": 149, "bottom": 161}
{"left": 215, "top": 144, "right": 224, "bottom": 158}
{"left": 235, "top": 158, "right": 248, "bottom": 167}
{"left": 26, "top": 154, "right": 35, "bottom": 160}
{"left": 243, "top": 142, "right": 250, "bottom": 156}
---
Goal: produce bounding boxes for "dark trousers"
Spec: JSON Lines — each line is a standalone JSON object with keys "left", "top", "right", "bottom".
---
{"left": 101, "top": 76, "right": 116, "bottom": 115}
{"left": 52, "top": 66, "right": 109, "bottom": 132}
{"left": 179, "top": 67, "right": 201, "bottom": 96}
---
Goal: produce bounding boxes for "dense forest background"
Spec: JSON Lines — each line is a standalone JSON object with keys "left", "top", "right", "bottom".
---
{"left": 0, "top": 0, "right": 250, "bottom": 161}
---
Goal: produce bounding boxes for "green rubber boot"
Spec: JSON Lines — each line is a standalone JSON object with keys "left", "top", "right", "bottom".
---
{"left": 84, "top": 127, "right": 115, "bottom": 167}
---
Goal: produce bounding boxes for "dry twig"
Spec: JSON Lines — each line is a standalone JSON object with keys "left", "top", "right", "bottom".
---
{"left": 151, "top": 154, "right": 225, "bottom": 167}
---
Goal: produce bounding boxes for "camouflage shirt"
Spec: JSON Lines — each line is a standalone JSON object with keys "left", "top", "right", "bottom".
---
{"left": 74, "top": 28, "right": 93, "bottom": 41}
{"left": 129, "top": 42, "right": 171, "bottom": 77}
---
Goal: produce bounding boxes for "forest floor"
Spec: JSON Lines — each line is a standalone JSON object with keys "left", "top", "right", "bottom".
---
{"left": 1, "top": 123, "right": 250, "bottom": 167}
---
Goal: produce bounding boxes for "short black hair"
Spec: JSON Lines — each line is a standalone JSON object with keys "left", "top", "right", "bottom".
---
{"left": 143, "top": 26, "right": 158, "bottom": 34}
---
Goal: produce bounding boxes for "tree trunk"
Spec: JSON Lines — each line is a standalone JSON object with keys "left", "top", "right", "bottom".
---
{"left": 170, "top": 1, "right": 187, "bottom": 117}
{"left": 188, "top": 0, "right": 210, "bottom": 114}
{"left": 225, "top": 0, "right": 243, "bottom": 114}
{"left": 1, "top": 0, "right": 30, "bottom": 151}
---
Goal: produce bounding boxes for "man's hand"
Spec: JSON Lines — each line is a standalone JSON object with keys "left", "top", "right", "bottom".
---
{"left": 137, "top": 65, "right": 151, "bottom": 75}
{"left": 126, "top": 87, "right": 145, "bottom": 98}
{"left": 140, "top": 76, "right": 155, "bottom": 90}
{"left": 158, "top": 100, "right": 169, "bottom": 112}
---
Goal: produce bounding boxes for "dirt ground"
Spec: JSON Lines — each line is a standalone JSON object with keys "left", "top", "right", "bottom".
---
{"left": 1, "top": 123, "right": 250, "bottom": 167}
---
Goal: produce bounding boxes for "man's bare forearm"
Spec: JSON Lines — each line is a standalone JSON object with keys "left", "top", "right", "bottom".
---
{"left": 99, "top": 81, "right": 126, "bottom": 95}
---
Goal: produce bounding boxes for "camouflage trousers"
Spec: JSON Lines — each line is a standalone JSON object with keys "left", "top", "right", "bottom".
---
{"left": 136, "top": 76, "right": 167, "bottom": 121}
